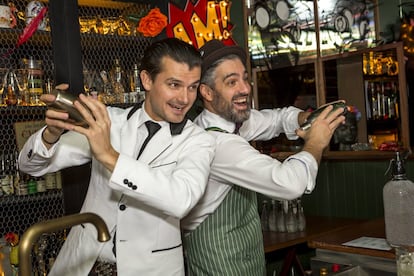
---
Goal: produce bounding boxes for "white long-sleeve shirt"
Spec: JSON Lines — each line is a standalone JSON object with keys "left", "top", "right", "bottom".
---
{"left": 181, "top": 108, "right": 318, "bottom": 231}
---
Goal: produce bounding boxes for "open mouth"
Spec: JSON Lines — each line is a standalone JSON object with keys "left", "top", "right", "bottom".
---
{"left": 169, "top": 103, "right": 186, "bottom": 113}
{"left": 233, "top": 97, "right": 248, "bottom": 109}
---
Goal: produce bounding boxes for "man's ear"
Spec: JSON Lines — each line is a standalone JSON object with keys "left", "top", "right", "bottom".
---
{"left": 140, "top": 70, "right": 152, "bottom": 91}
{"left": 199, "top": 84, "right": 214, "bottom": 102}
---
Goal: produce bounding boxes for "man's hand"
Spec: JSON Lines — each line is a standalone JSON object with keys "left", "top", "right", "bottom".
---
{"left": 296, "top": 105, "right": 346, "bottom": 163}
{"left": 298, "top": 111, "right": 311, "bottom": 126}
{"left": 40, "top": 84, "right": 72, "bottom": 148}
{"left": 41, "top": 84, "right": 119, "bottom": 171}
{"left": 70, "top": 93, "right": 119, "bottom": 172}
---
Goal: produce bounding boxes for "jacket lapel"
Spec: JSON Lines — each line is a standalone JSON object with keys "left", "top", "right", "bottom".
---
{"left": 138, "top": 119, "right": 188, "bottom": 163}
{"left": 120, "top": 108, "right": 173, "bottom": 163}
{"left": 139, "top": 126, "right": 172, "bottom": 164}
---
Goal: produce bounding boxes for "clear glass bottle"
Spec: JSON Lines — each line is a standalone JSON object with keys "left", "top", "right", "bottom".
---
{"left": 296, "top": 198, "right": 306, "bottom": 232}
{"left": 285, "top": 200, "right": 297, "bottom": 233}
{"left": 268, "top": 199, "right": 277, "bottom": 232}
{"left": 0, "top": 154, "right": 13, "bottom": 196}
{"left": 260, "top": 200, "right": 269, "bottom": 231}
{"left": 0, "top": 156, "right": 5, "bottom": 197}
{"left": 276, "top": 200, "right": 286, "bottom": 232}
{"left": 383, "top": 151, "right": 414, "bottom": 247}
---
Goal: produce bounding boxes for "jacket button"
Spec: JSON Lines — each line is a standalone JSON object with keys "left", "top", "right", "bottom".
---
{"left": 119, "top": 204, "right": 126, "bottom": 211}
{"left": 132, "top": 185, "right": 137, "bottom": 190}
{"left": 123, "top": 179, "right": 129, "bottom": 184}
{"left": 128, "top": 182, "right": 133, "bottom": 187}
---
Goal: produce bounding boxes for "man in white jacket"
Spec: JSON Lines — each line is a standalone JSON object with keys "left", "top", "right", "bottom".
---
{"left": 18, "top": 38, "right": 215, "bottom": 275}
{"left": 182, "top": 39, "right": 346, "bottom": 275}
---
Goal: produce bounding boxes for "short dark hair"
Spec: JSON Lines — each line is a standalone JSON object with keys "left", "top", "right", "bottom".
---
{"left": 140, "top": 38, "right": 201, "bottom": 80}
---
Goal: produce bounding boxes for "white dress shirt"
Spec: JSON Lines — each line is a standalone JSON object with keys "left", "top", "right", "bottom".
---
{"left": 181, "top": 108, "right": 318, "bottom": 231}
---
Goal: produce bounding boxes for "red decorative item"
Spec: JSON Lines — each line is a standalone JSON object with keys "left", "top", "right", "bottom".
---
{"left": 2, "top": 6, "right": 47, "bottom": 57}
{"left": 378, "top": 141, "right": 400, "bottom": 151}
{"left": 5, "top": 232, "right": 19, "bottom": 246}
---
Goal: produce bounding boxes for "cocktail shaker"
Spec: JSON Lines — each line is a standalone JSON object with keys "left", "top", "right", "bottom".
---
{"left": 49, "top": 89, "right": 91, "bottom": 127}
{"left": 300, "top": 100, "right": 347, "bottom": 131}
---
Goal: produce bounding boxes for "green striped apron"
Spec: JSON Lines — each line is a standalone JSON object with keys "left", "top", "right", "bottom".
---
{"left": 184, "top": 181, "right": 266, "bottom": 275}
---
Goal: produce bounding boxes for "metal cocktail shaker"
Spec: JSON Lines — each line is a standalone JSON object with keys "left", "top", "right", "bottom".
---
{"left": 49, "top": 89, "right": 91, "bottom": 127}
{"left": 300, "top": 100, "right": 347, "bottom": 131}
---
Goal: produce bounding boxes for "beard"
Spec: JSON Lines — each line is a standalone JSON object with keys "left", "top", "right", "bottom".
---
{"left": 211, "top": 89, "right": 251, "bottom": 123}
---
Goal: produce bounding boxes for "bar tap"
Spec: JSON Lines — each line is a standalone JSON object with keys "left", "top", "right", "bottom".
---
{"left": 18, "top": 212, "right": 110, "bottom": 276}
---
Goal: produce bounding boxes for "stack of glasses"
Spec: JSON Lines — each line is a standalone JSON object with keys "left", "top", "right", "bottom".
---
{"left": 260, "top": 198, "right": 306, "bottom": 233}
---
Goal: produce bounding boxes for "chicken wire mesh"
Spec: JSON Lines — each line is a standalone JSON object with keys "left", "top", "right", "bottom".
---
{"left": 0, "top": 0, "right": 153, "bottom": 273}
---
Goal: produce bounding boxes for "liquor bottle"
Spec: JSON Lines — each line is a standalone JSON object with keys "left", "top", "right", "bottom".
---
{"left": 388, "top": 82, "right": 398, "bottom": 119}
{"left": 369, "top": 82, "right": 378, "bottom": 120}
{"left": 55, "top": 171, "right": 62, "bottom": 190}
{"left": 0, "top": 156, "right": 4, "bottom": 197}
{"left": 0, "top": 155, "right": 13, "bottom": 196}
{"left": 383, "top": 151, "right": 414, "bottom": 247}
{"left": 27, "top": 177, "right": 37, "bottom": 195}
{"left": 130, "top": 63, "right": 141, "bottom": 93}
{"left": 130, "top": 63, "right": 144, "bottom": 103}
{"left": 376, "top": 82, "right": 384, "bottom": 119}
{"left": 260, "top": 200, "right": 269, "bottom": 231}
{"left": 100, "top": 70, "right": 114, "bottom": 104}
{"left": 36, "top": 175, "right": 46, "bottom": 193}
{"left": 110, "top": 58, "right": 126, "bottom": 102}
{"left": 5, "top": 153, "right": 15, "bottom": 195}
{"left": 383, "top": 81, "right": 393, "bottom": 120}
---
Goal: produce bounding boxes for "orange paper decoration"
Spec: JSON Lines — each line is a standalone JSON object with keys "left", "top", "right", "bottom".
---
{"left": 137, "top": 8, "right": 167, "bottom": 37}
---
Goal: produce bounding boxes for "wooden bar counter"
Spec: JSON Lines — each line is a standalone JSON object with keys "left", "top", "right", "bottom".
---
{"left": 263, "top": 216, "right": 362, "bottom": 253}
{"left": 263, "top": 216, "right": 363, "bottom": 275}
{"left": 307, "top": 218, "right": 397, "bottom": 275}
{"left": 307, "top": 217, "right": 395, "bottom": 259}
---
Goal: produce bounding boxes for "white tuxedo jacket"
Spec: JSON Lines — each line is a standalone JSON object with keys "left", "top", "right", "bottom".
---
{"left": 18, "top": 105, "right": 215, "bottom": 276}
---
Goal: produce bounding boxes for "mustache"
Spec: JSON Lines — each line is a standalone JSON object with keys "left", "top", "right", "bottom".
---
{"left": 232, "top": 93, "right": 250, "bottom": 101}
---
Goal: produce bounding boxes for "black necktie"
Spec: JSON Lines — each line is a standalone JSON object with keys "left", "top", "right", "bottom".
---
{"left": 137, "top": 121, "right": 161, "bottom": 159}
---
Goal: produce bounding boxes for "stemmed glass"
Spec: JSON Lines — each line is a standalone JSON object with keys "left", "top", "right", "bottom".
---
{"left": 15, "top": 68, "right": 30, "bottom": 106}
{"left": 2, "top": 69, "right": 19, "bottom": 106}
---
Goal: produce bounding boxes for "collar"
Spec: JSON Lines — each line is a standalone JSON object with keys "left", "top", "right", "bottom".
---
{"left": 127, "top": 101, "right": 187, "bottom": 135}
{"left": 195, "top": 109, "right": 238, "bottom": 134}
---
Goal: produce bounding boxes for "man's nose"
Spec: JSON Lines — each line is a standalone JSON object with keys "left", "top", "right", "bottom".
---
{"left": 240, "top": 80, "right": 251, "bottom": 94}
{"left": 177, "top": 88, "right": 189, "bottom": 103}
